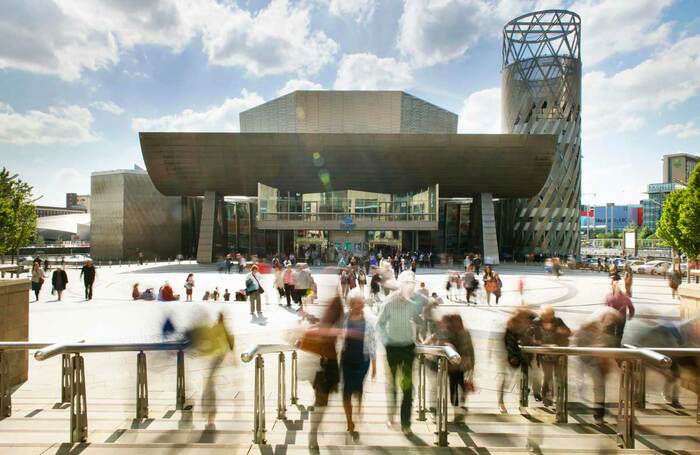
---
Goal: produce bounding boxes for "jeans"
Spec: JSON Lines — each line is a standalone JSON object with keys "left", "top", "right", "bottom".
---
{"left": 385, "top": 343, "right": 415, "bottom": 428}
{"left": 284, "top": 284, "right": 294, "bottom": 306}
{"left": 84, "top": 280, "right": 93, "bottom": 300}
{"left": 249, "top": 290, "right": 261, "bottom": 314}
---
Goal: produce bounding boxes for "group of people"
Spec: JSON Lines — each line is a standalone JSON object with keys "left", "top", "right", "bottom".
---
{"left": 445, "top": 264, "right": 502, "bottom": 305}
{"left": 30, "top": 258, "right": 96, "bottom": 302}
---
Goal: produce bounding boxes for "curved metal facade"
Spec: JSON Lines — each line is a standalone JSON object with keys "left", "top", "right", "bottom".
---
{"left": 502, "top": 10, "right": 582, "bottom": 256}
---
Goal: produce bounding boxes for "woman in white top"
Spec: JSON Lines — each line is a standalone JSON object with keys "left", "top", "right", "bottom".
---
{"left": 31, "top": 261, "right": 46, "bottom": 301}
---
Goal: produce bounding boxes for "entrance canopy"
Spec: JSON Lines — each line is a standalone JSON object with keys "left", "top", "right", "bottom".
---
{"left": 139, "top": 132, "right": 556, "bottom": 198}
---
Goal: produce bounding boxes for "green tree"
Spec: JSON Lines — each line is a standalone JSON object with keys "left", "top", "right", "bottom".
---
{"left": 678, "top": 166, "right": 700, "bottom": 262}
{"left": 656, "top": 189, "right": 687, "bottom": 254}
{"left": 639, "top": 226, "right": 653, "bottom": 239}
{"left": 0, "top": 168, "right": 38, "bottom": 262}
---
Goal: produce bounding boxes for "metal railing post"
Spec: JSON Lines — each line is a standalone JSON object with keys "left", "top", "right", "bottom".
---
{"left": 435, "top": 357, "right": 448, "bottom": 447}
{"left": 633, "top": 359, "right": 646, "bottom": 409}
{"left": 176, "top": 350, "right": 185, "bottom": 410}
{"left": 252, "top": 354, "right": 266, "bottom": 444}
{"left": 61, "top": 353, "right": 71, "bottom": 403}
{"left": 555, "top": 355, "right": 568, "bottom": 423}
{"left": 417, "top": 354, "right": 427, "bottom": 421}
{"left": 617, "top": 359, "right": 635, "bottom": 449}
{"left": 290, "top": 351, "right": 298, "bottom": 405}
{"left": 520, "top": 361, "right": 529, "bottom": 408}
{"left": 277, "top": 352, "right": 286, "bottom": 420}
{"left": 0, "top": 351, "right": 10, "bottom": 418}
{"left": 70, "top": 353, "right": 88, "bottom": 443}
{"left": 136, "top": 351, "right": 149, "bottom": 419}
{"left": 696, "top": 363, "right": 700, "bottom": 424}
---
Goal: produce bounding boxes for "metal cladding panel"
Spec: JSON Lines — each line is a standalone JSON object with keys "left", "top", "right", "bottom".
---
{"left": 140, "top": 132, "right": 556, "bottom": 198}
{"left": 90, "top": 173, "right": 125, "bottom": 259}
{"left": 502, "top": 9, "right": 582, "bottom": 256}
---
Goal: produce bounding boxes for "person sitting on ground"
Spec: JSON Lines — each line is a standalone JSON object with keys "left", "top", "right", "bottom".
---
{"left": 159, "top": 281, "right": 180, "bottom": 301}
{"left": 132, "top": 283, "right": 141, "bottom": 300}
{"left": 223, "top": 289, "right": 231, "bottom": 301}
{"left": 202, "top": 290, "right": 210, "bottom": 301}
{"left": 212, "top": 287, "right": 220, "bottom": 301}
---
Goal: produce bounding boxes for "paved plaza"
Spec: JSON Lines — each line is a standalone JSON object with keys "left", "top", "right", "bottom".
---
{"left": 4, "top": 262, "right": 698, "bottom": 453}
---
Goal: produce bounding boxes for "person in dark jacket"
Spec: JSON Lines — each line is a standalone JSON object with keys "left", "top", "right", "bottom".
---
{"left": 79, "top": 260, "right": 96, "bottom": 300}
{"left": 51, "top": 266, "right": 68, "bottom": 301}
{"left": 528, "top": 305, "right": 571, "bottom": 405}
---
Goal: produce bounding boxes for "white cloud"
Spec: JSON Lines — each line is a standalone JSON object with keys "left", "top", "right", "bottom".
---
{"left": 54, "top": 167, "right": 88, "bottom": 188}
{"left": 458, "top": 87, "right": 501, "bottom": 133}
{"left": 333, "top": 53, "right": 413, "bottom": 90}
{"left": 657, "top": 122, "right": 700, "bottom": 139}
{"left": 572, "top": 0, "right": 673, "bottom": 66}
{"left": 0, "top": 102, "right": 97, "bottom": 145}
{"left": 195, "top": 0, "right": 338, "bottom": 77}
{"left": 0, "top": 0, "right": 337, "bottom": 80}
{"left": 397, "top": 0, "right": 493, "bottom": 68}
{"left": 323, "top": 0, "right": 376, "bottom": 23}
{"left": 583, "top": 35, "right": 700, "bottom": 137}
{"left": 277, "top": 79, "right": 324, "bottom": 96}
{"left": 131, "top": 89, "right": 264, "bottom": 132}
{"left": 91, "top": 101, "right": 124, "bottom": 115}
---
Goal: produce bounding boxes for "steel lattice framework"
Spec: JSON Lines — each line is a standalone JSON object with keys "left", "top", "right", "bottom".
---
{"left": 501, "top": 10, "right": 582, "bottom": 256}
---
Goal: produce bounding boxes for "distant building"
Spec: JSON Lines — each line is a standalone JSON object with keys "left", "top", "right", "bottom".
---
{"left": 662, "top": 153, "right": 699, "bottom": 185}
{"left": 35, "top": 205, "right": 86, "bottom": 218}
{"left": 580, "top": 203, "right": 643, "bottom": 233}
{"left": 66, "top": 192, "right": 90, "bottom": 211}
{"left": 641, "top": 182, "right": 685, "bottom": 230}
{"left": 90, "top": 168, "right": 200, "bottom": 260}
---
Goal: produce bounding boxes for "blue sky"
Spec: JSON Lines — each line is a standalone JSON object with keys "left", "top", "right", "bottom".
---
{"left": 1, "top": 0, "right": 699, "bottom": 207}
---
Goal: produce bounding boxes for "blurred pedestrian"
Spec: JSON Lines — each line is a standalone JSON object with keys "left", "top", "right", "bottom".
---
{"left": 623, "top": 265, "right": 633, "bottom": 297}
{"left": 669, "top": 265, "right": 682, "bottom": 300}
{"left": 441, "top": 314, "right": 475, "bottom": 421}
{"left": 197, "top": 312, "right": 234, "bottom": 426}
{"left": 51, "top": 266, "right": 68, "bottom": 301}
{"left": 340, "top": 290, "right": 377, "bottom": 438}
{"left": 79, "top": 260, "right": 96, "bottom": 300}
{"left": 604, "top": 281, "right": 635, "bottom": 346}
{"left": 483, "top": 266, "right": 498, "bottom": 305}
{"left": 377, "top": 274, "right": 422, "bottom": 436}
{"left": 463, "top": 266, "right": 477, "bottom": 305}
{"left": 498, "top": 308, "right": 536, "bottom": 413}
{"left": 283, "top": 262, "right": 295, "bottom": 307}
{"left": 528, "top": 305, "right": 570, "bottom": 406}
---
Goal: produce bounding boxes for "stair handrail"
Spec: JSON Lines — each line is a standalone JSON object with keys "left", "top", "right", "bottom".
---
{"left": 240, "top": 343, "right": 296, "bottom": 363}
{"left": 25, "top": 339, "right": 189, "bottom": 443}
{"left": 415, "top": 343, "right": 462, "bottom": 364}
{"left": 0, "top": 342, "right": 59, "bottom": 350}
{"left": 518, "top": 344, "right": 672, "bottom": 449}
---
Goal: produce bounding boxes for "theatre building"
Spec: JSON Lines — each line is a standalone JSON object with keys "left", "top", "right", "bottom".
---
{"left": 91, "top": 90, "right": 556, "bottom": 263}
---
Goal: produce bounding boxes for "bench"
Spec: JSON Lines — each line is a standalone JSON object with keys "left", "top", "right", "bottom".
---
{"left": 0, "top": 264, "right": 27, "bottom": 278}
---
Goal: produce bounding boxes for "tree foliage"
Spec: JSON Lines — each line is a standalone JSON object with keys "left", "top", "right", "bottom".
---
{"left": 0, "top": 168, "right": 37, "bottom": 259}
{"left": 657, "top": 165, "right": 700, "bottom": 260}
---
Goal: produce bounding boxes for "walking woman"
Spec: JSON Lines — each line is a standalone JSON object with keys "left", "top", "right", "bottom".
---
{"left": 184, "top": 273, "right": 194, "bottom": 302}
{"left": 31, "top": 261, "right": 46, "bottom": 302}
{"left": 274, "top": 264, "right": 285, "bottom": 304}
{"left": 440, "top": 314, "right": 475, "bottom": 422}
{"left": 340, "top": 290, "right": 377, "bottom": 438}
{"left": 51, "top": 266, "right": 68, "bottom": 301}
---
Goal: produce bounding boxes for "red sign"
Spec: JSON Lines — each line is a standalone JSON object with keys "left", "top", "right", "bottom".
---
{"left": 580, "top": 210, "right": 593, "bottom": 217}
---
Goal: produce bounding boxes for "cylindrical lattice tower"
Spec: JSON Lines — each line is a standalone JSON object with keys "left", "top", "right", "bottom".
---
{"left": 501, "top": 10, "right": 581, "bottom": 257}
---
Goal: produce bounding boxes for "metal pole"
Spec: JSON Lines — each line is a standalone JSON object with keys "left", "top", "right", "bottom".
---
{"left": 176, "top": 350, "right": 185, "bottom": 410}
{"left": 435, "top": 357, "right": 448, "bottom": 447}
{"left": 617, "top": 359, "right": 635, "bottom": 449}
{"left": 61, "top": 353, "right": 71, "bottom": 404}
{"left": 696, "top": 363, "right": 700, "bottom": 424}
{"left": 554, "top": 355, "right": 568, "bottom": 423}
{"left": 136, "top": 351, "right": 148, "bottom": 419}
{"left": 0, "top": 351, "right": 10, "bottom": 418}
{"left": 417, "top": 354, "right": 427, "bottom": 421}
{"left": 633, "top": 360, "right": 646, "bottom": 409}
{"left": 70, "top": 353, "right": 88, "bottom": 443}
{"left": 520, "top": 361, "right": 529, "bottom": 408}
{"left": 252, "top": 354, "right": 266, "bottom": 444}
{"left": 277, "top": 352, "right": 286, "bottom": 420}
{"left": 290, "top": 351, "right": 298, "bottom": 405}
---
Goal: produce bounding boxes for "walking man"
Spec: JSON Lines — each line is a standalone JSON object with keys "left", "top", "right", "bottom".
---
{"left": 377, "top": 273, "right": 422, "bottom": 436}
{"left": 80, "top": 260, "right": 96, "bottom": 300}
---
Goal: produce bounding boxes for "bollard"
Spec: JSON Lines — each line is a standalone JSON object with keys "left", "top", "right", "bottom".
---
{"left": 136, "top": 351, "right": 149, "bottom": 419}
{"left": 70, "top": 354, "right": 88, "bottom": 443}
{"left": 176, "top": 350, "right": 185, "bottom": 410}
{"left": 0, "top": 351, "right": 10, "bottom": 418}
{"left": 290, "top": 351, "right": 298, "bottom": 405}
{"left": 277, "top": 352, "right": 286, "bottom": 420}
{"left": 417, "top": 354, "right": 427, "bottom": 421}
{"left": 617, "top": 359, "right": 635, "bottom": 449}
{"left": 555, "top": 355, "right": 568, "bottom": 423}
